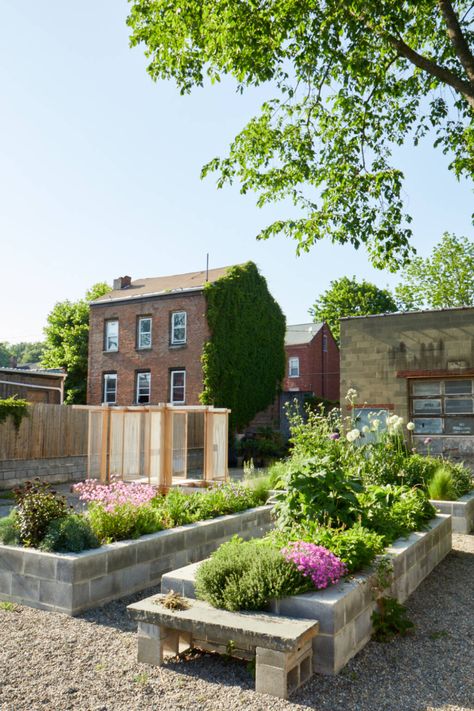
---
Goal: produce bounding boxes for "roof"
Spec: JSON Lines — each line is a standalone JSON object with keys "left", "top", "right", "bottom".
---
{"left": 0, "top": 367, "right": 66, "bottom": 380}
{"left": 340, "top": 304, "right": 474, "bottom": 321}
{"left": 91, "top": 266, "right": 235, "bottom": 305}
{"left": 285, "top": 323, "right": 323, "bottom": 346}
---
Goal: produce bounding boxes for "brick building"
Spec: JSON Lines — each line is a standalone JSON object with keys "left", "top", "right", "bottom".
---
{"left": 340, "top": 307, "right": 474, "bottom": 466}
{"left": 87, "top": 267, "right": 231, "bottom": 406}
{"left": 0, "top": 367, "right": 65, "bottom": 404}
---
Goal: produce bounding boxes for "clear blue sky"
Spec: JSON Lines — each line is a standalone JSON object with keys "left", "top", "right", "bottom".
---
{"left": 1, "top": 0, "right": 473, "bottom": 343}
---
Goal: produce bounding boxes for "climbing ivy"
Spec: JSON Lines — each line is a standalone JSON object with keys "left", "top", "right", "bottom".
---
{"left": 0, "top": 397, "right": 29, "bottom": 432}
{"left": 200, "top": 262, "right": 285, "bottom": 433}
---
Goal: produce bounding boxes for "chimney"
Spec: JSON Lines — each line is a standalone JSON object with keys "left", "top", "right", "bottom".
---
{"left": 113, "top": 275, "right": 132, "bottom": 290}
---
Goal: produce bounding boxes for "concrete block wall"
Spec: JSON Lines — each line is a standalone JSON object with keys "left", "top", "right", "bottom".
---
{"left": 0, "top": 456, "right": 87, "bottom": 490}
{"left": 162, "top": 514, "right": 452, "bottom": 676}
{"left": 0, "top": 505, "right": 273, "bottom": 615}
{"left": 431, "top": 491, "right": 474, "bottom": 533}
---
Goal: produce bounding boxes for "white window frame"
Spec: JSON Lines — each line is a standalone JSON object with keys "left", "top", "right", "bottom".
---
{"left": 136, "top": 371, "right": 151, "bottom": 404}
{"left": 170, "top": 369, "right": 186, "bottom": 404}
{"left": 137, "top": 317, "right": 152, "bottom": 350}
{"left": 105, "top": 320, "right": 119, "bottom": 352}
{"left": 103, "top": 373, "right": 117, "bottom": 404}
{"left": 288, "top": 357, "right": 300, "bottom": 378}
{"left": 171, "top": 311, "right": 187, "bottom": 345}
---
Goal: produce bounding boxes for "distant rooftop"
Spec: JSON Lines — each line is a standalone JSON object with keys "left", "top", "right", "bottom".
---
{"left": 340, "top": 304, "right": 474, "bottom": 321}
{"left": 91, "top": 266, "right": 235, "bottom": 305}
{"left": 285, "top": 323, "right": 323, "bottom": 346}
{"left": 0, "top": 367, "right": 66, "bottom": 379}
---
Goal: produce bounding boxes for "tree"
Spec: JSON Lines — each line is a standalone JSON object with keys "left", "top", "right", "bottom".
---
{"left": 8, "top": 342, "right": 45, "bottom": 365}
{"left": 128, "top": 1, "right": 474, "bottom": 271}
{"left": 200, "top": 262, "right": 285, "bottom": 434}
{"left": 310, "top": 277, "right": 398, "bottom": 343}
{"left": 396, "top": 232, "right": 474, "bottom": 310}
{"left": 41, "top": 283, "right": 110, "bottom": 404}
{"left": 0, "top": 343, "right": 11, "bottom": 368}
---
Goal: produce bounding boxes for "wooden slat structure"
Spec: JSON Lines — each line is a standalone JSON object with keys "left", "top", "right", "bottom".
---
{"left": 87, "top": 405, "right": 230, "bottom": 486}
{"left": 0, "top": 403, "right": 89, "bottom": 461}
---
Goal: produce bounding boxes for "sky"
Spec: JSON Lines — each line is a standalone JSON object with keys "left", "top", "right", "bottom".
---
{"left": 1, "top": 0, "right": 473, "bottom": 344}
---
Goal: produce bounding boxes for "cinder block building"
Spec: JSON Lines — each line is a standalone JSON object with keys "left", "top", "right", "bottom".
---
{"left": 87, "top": 267, "right": 230, "bottom": 407}
{"left": 340, "top": 307, "right": 474, "bottom": 465}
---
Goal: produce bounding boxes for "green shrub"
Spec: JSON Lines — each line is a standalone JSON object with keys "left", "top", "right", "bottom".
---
{"left": 0, "top": 511, "right": 19, "bottom": 545}
{"left": 87, "top": 502, "right": 163, "bottom": 543}
{"left": 40, "top": 514, "right": 100, "bottom": 553}
{"left": 237, "top": 428, "right": 287, "bottom": 465}
{"left": 13, "top": 480, "right": 69, "bottom": 547}
{"left": 400, "top": 454, "right": 439, "bottom": 488}
{"left": 359, "top": 485, "right": 435, "bottom": 543}
{"left": 195, "top": 537, "right": 310, "bottom": 611}
{"left": 266, "top": 460, "right": 288, "bottom": 490}
{"left": 427, "top": 467, "right": 457, "bottom": 501}
{"left": 444, "top": 462, "right": 473, "bottom": 498}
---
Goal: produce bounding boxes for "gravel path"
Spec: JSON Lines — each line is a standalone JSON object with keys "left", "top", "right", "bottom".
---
{"left": 0, "top": 534, "right": 473, "bottom": 711}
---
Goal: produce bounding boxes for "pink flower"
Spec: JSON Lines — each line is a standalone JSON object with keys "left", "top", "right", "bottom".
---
{"left": 424, "top": 437, "right": 432, "bottom": 445}
{"left": 281, "top": 542, "right": 346, "bottom": 590}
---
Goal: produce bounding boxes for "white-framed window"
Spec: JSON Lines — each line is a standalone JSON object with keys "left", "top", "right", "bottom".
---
{"left": 104, "top": 320, "right": 119, "bottom": 352}
{"left": 137, "top": 317, "right": 152, "bottom": 349}
{"left": 322, "top": 334, "right": 328, "bottom": 352}
{"left": 171, "top": 311, "right": 187, "bottom": 345}
{"left": 289, "top": 357, "right": 300, "bottom": 378}
{"left": 410, "top": 378, "right": 474, "bottom": 435}
{"left": 136, "top": 371, "right": 151, "bottom": 404}
{"left": 170, "top": 369, "right": 186, "bottom": 404}
{"left": 103, "top": 373, "right": 117, "bottom": 404}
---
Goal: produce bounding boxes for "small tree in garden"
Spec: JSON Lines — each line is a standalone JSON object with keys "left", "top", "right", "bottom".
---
{"left": 200, "top": 262, "right": 285, "bottom": 436}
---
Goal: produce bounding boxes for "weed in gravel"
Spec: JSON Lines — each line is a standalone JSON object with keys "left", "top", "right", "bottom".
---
{"left": 429, "top": 630, "right": 450, "bottom": 640}
{"left": 133, "top": 673, "right": 149, "bottom": 685}
{"left": 0, "top": 601, "right": 19, "bottom": 612}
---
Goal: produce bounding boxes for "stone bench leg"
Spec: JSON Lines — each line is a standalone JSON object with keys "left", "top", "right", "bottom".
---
{"left": 137, "top": 622, "right": 180, "bottom": 665}
{"left": 255, "top": 643, "right": 313, "bottom": 699}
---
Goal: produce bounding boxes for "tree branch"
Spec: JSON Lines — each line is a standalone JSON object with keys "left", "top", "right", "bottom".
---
{"left": 438, "top": 0, "right": 474, "bottom": 83}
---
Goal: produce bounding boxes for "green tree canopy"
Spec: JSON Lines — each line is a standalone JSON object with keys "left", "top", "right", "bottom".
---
{"left": 128, "top": 1, "right": 474, "bottom": 271}
{"left": 8, "top": 342, "right": 45, "bottom": 365}
{"left": 200, "top": 262, "right": 285, "bottom": 433}
{"left": 41, "top": 283, "right": 110, "bottom": 404}
{"left": 396, "top": 232, "right": 474, "bottom": 310}
{"left": 0, "top": 343, "right": 11, "bottom": 368}
{"left": 310, "top": 276, "right": 398, "bottom": 342}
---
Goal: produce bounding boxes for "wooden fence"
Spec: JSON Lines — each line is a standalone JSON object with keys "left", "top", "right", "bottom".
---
{"left": 0, "top": 403, "right": 90, "bottom": 461}
{"left": 88, "top": 405, "right": 229, "bottom": 487}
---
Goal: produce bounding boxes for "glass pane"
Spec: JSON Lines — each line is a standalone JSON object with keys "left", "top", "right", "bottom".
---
{"left": 173, "top": 313, "right": 185, "bottom": 326}
{"left": 139, "top": 332, "right": 151, "bottom": 348}
{"left": 411, "top": 381, "right": 441, "bottom": 396}
{"left": 445, "top": 417, "right": 474, "bottom": 435}
{"left": 173, "top": 372, "right": 184, "bottom": 387}
{"left": 413, "top": 418, "right": 443, "bottom": 434}
{"left": 107, "top": 321, "right": 118, "bottom": 336}
{"left": 412, "top": 398, "right": 442, "bottom": 415}
{"left": 445, "top": 380, "right": 472, "bottom": 395}
{"left": 173, "top": 327, "right": 185, "bottom": 343}
{"left": 445, "top": 398, "right": 473, "bottom": 414}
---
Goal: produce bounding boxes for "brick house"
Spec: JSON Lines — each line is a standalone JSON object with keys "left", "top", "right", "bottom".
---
{"left": 340, "top": 307, "right": 474, "bottom": 466}
{"left": 87, "top": 267, "right": 231, "bottom": 407}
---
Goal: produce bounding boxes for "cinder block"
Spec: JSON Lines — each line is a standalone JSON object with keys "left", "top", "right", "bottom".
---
{"left": 255, "top": 662, "right": 289, "bottom": 698}
{"left": 11, "top": 573, "right": 40, "bottom": 601}
{"left": 0, "top": 548, "right": 24, "bottom": 574}
{"left": 0, "top": 571, "right": 12, "bottom": 595}
{"left": 39, "top": 579, "right": 72, "bottom": 610}
{"left": 23, "top": 553, "right": 57, "bottom": 580}
{"left": 106, "top": 545, "right": 137, "bottom": 573}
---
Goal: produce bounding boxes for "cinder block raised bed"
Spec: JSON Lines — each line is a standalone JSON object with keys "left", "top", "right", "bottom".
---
{"left": 430, "top": 490, "right": 474, "bottom": 533}
{"left": 0, "top": 505, "right": 273, "bottom": 615}
{"left": 162, "top": 514, "right": 452, "bottom": 675}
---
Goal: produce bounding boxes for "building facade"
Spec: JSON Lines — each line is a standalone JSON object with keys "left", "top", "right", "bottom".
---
{"left": 87, "top": 268, "right": 231, "bottom": 407}
{"left": 0, "top": 367, "right": 65, "bottom": 404}
{"left": 340, "top": 307, "right": 474, "bottom": 465}
{"left": 283, "top": 323, "right": 339, "bottom": 401}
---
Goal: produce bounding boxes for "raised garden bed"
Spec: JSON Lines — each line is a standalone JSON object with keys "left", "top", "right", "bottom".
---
{"left": 0, "top": 505, "right": 273, "bottom": 615}
{"left": 430, "top": 490, "right": 474, "bottom": 533}
{"left": 161, "top": 514, "right": 452, "bottom": 675}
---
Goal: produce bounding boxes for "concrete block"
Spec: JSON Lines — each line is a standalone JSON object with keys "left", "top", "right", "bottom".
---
{"left": 0, "top": 571, "right": 12, "bottom": 595}
{"left": 0, "top": 548, "right": 24, "bottom": 574}
{"left": 11, "top": 573, "right": 40, "bottom": 601}
{"left": 39, "top": 580, "right": 72, "bottom": 610}
{"left": 255, "top": 662, "right": 289, "bottom": 698}
{"left": 23, "top": 552, "right": 57, "bottom": 580}
{"left": 106, "top": 544, "right": 137, "bottom": 573}
{"left": 71, "top": 581, "right": 90, "bottom": 612}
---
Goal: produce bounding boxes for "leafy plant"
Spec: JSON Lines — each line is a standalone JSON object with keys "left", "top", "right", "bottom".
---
{"left": 195, "top": 537, "right": 311, "bottom": 611}
{"left": 237, "top": 428, "right": 287, "bottom": 466}
{"left": 13, "top": 480, "right": 69, "bottom": 547}
{"left": 39, "top": 514, "right": 100, "bottom": 553}
{"left": 274, "top": 454, "right": 363, "bottom": 529}
{"left": 87, "top": 502, "right": 163, "bottom": 543}
{"left": 371, "top": 597, "right": 415, "bottom": 642}
{"left": 0, "top": 511, "right": 19, "bottom": 545}
{"left": 427, "top": 467, "right": 457, "bottom": 501}
{"left": 359, "top": 485, "right": 435, "bottom": 544}
{"left": 0, "top": 397, "right": 29, "bottom": 431}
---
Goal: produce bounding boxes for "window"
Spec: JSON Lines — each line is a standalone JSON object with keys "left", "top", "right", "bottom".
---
{"left": 103, "top": 373, "right": 117, "bottom": 404}
{"left": 104, "top": 320, "right": 119, "bottom": 352}
{"left": 409, "top": 379, "right": 474, "bottom": 435}
{"left": 288, "top": 357, "right": 300, "bottom": 378}
{"left": 322, "top": 334, "right": 328, "bottom": 353}
{"left": 170, "top": 369, "right": 186, "bottom": 404}
{"left": 137, "top": 317, "right": 152, "bottom": 349}
{"left": 171, "top": 311, "right": 187, "bottom": 345}
{"left": 136, "top": 371, "right": 151, "bottom": 404}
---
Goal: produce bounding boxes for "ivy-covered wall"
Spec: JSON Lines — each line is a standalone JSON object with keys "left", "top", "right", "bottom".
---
{"left": 200, "top": 262, "right": 285, "bottom": 433}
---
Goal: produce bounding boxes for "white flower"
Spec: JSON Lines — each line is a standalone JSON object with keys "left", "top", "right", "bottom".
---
{"left": 362, "top": 425, "right": 370, "bottom": 434}
{"left": 406, "top": 422, "right": 415, "bottom": 431}
{"left": 386, "top": 414, "right": 403, "bottom": 431}
{"left": 345, "top": 388, "right": 358, "bottom": 404}
{"left": 346, "top": 428, "right": 361, "bottom": 442}
{"left": 371, "top": 418, "right": 380, "bottom": 430}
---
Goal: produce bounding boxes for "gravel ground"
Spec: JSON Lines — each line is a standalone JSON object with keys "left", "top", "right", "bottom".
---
{"left": 0, "top": 534, "right": 473, "bottom": 711}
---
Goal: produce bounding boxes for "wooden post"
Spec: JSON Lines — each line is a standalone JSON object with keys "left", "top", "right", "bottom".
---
{"left": 100, "top": 406, "right": 110, "bottom": 483}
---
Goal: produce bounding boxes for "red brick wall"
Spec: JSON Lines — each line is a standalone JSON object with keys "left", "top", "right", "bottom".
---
{"left": 283, "top": 325, "right": 340, "bottom": 402}
{"left": 87, "top": 292, "right": 210, "bottom": 406}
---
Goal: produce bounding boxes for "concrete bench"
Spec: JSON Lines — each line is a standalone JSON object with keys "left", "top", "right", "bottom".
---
{"left": 128, "top": 594, "right": 319, "bottom": 699}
